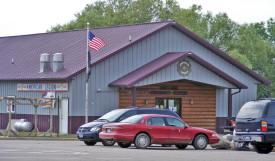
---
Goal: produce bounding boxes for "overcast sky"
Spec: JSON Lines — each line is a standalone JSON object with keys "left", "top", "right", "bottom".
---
{"left": 0, "top": 0, "right": 274, "bottom": 37}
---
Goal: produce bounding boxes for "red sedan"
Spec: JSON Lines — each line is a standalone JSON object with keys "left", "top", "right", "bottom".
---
{"left": 99, "top": 114, "right": 219, "bottom": 149}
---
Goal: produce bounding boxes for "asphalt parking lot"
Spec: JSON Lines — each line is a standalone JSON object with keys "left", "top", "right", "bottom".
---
{"left": 0, "top": 140, "right": 274, "bottom": 161}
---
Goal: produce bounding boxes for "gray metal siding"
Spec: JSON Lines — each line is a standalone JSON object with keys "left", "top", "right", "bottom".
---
{"left": 69, "top": 26, "right": 259, "bottom": 117}
{"left": 216, "top": 88, "right": 228, "bottom": 117}
{"left": 135, "top": 58, "right": 236, "bottom": 88}
{"left": 0, "top": 81, "right": 68, "bottom": 115}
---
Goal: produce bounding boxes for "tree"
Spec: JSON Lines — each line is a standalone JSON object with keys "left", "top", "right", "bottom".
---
{"left": 48, "top": 0, "right": 275, "bottom": 97}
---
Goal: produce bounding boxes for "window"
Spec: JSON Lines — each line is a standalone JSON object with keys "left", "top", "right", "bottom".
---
{"left": 118, "top": 110, "right": 137, "bottom": 121}
{"left": 98, "top": 109, "right": 128, "bottom": 122}
{"left": 236, "top": 101, "right": 268, "bottom": 118}
{"left": 6, "top": 96, "right": 16, "bottom": 113}
{"left": 266, "top": 102, "right": 275, "bottom": 117}
{"left": 166, "top": 117, "right": 185, "bottom": 127}
{"left": 121, "top": 115, "right": 143, "bottom": 124}
{"left": 146, "top": 117, "right": 165, "bottom": 126}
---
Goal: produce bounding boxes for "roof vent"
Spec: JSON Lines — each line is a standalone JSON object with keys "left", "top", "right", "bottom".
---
{"left": 53, "top": 53, "right": 64, "bottom": 72}
{"left": 129, "top": 35, "right": 132, "bottom": 42}
{"left": 40, "top": 53, "right": 50, "bottom": 72}
{"left": 11, "top": 58, "right": 14, "bottom": 64}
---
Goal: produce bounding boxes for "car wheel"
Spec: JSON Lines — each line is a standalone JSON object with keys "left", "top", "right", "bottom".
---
{"left": 175, "top": 144, "right": 188, "bottom": 149}
{"left": 117, "top": 142, "right": 132, "bottom": 148}
{"left": 84, "top": 141, "right": 96, "bottom": 146}
{"left": 193, "top": 134, "right": 208, "bottom": 150}
{"left": 102, "top": 140, "right": 115, "bottom": 146}
{"left": 254, "top": 143, "right": 273, "bottom": 154}
{"left": 135, "top": 133, "right": 151, "bottom": 149}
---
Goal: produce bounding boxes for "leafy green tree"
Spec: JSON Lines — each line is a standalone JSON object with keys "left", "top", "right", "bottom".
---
{"left": 227, "top": 49, "right": 252, "bottom": 69}
{"left": 48, "top": 0, "right": 275, "bottom": 97}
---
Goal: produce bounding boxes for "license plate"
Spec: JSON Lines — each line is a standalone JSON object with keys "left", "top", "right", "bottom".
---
{"left": 107, "top": 128, "right": 111, "bottom": 133}
{"left": 79, "top": 133, "right": 83, "bottom": 138}
{"left": 244, "top": 136, "right": 251, "bottom": 141}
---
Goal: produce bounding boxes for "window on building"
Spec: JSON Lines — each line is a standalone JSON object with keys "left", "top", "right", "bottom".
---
{"left": 6, "top": 96, "right": 16, "bottom": 113}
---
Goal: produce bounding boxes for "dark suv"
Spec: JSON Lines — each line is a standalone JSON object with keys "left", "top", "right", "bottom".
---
{"left": 234, "top": 99, "right": 275, "bottom": 154}
{"left": 76, "top": 107, "right": 180, "bottom": 146}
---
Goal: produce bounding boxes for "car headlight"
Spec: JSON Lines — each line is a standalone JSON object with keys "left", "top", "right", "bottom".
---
{"left": 90, "top": 127, "right": 101, "bottom": 132}
{"left": 212, "top": 132, "right": 218, "bottom": 137}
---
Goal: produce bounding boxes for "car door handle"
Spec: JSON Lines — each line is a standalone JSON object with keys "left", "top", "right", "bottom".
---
{"left": 149, "top": 128, "right": 152, "bottom": 130}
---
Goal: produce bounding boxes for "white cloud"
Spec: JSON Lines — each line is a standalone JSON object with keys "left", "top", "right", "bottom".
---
{"left": 178, "top": 0, "right": 275, "bottom": 24}
{"left": 0, "top": 0, "right": 91, "bottom": 36}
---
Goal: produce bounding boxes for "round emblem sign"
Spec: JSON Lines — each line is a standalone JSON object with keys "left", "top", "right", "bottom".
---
{"left": 177, "top": 60, "right": 191, "bottom": 76}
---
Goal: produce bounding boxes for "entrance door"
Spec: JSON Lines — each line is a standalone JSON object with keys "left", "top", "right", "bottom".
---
{"left": 155, "top": 98, "right": 181, "bottom": 116}
{"left": 59, "top": 98, "right": 68, "bottom": 134}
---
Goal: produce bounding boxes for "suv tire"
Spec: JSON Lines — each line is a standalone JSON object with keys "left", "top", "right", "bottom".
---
{"left": 84, "top": 141, "right": 96, "bottom": 146}
{"left": 254, "top": 143, "right": 273, "bottom": 154}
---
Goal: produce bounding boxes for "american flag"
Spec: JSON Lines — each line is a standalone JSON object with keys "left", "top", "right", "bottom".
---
{"left": 88, "top": 31, "right": 106, "bottom": 51}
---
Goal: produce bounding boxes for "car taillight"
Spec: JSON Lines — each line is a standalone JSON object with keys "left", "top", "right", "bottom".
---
{"left": 261, "top": 121, "right": 268, "bottom": 132}
{"left": 231, "top": 120, "right": 236, "bottom": 127}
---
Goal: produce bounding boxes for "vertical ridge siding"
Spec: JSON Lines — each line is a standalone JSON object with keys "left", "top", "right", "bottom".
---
{"left": 0, "top": 80, "right": 68, "bottom": 116}
{"left": 216, "top": 88, "right": 228, "bottom": 117}
{"left": 135, "top": 58, "right": 236, "bottom": 88}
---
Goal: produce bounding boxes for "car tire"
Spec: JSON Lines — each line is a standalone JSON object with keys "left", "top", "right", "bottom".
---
{"left": 84, "top": 141, "right": 96, "bottom": 146}
{"left": 102, "top": 140, "right": 115, "bottom": 146}
{"left": 193, "top": 134, "right": 208, "bottom": 150}
{"left": 175, "top": 144, "right": 188, "bottom": 149}
{"left": 135, "top": 133, "right": 151, "bottom": 149}
{"left": 117, "top": 142, "right": 132, "bottom": 148}
{"left": 254, "top": 143, "right": 273, "bottom": 154}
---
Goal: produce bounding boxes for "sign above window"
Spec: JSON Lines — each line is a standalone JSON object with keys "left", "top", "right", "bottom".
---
{"left": 17, "top": 83, "right": 68, "bottom": 92}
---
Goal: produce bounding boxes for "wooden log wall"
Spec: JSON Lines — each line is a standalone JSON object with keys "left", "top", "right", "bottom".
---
{"left": 119, "top": 80, "right": 216, "bottom": 131}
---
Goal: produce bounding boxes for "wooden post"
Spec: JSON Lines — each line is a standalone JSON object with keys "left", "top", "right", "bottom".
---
{"left": 34, "top": 104, "right": 39, "bottom": 136}
{"left": 6, "top": 100, "right": 12, "bottom": 137}
{"left": 49, "top": 107, "right": 53, "bottom": 136}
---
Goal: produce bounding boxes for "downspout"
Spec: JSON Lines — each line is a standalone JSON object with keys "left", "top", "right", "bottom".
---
{"left": 228, "top": 88, "right": 242, "bottom": 118}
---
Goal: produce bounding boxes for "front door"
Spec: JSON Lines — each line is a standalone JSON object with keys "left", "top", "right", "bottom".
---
{"left": 155, "top": 98, "right": 181, "bottom": 116}
{"left": 59, "top": 98, "right": 68, "bottom": 134}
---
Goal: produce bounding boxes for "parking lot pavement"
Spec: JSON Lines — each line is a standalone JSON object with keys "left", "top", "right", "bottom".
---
{"left": 0, "top": 140, "right": 274, "bottom": 161}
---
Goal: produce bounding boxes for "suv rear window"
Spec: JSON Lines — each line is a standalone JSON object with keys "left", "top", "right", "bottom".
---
{"left": 266, "top": 102, "right": 275, "bottom": 117}
{"left": 236, "top": 101, "right": 268, "bottom": 119}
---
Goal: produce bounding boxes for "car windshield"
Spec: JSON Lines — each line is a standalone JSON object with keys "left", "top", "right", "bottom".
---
{"left": 236, "top": 101, "right": 268, "bottom": 119}
{"left": 98, "top": 109, "right": 128, "bottom": 122}
{"left": 121, "top": 115, "right": 143, "bottom": 124}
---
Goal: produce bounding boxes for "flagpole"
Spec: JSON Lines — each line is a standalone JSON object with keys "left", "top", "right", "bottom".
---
{"left": 85, "top": 22, "right": 90, "bottom": 123}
